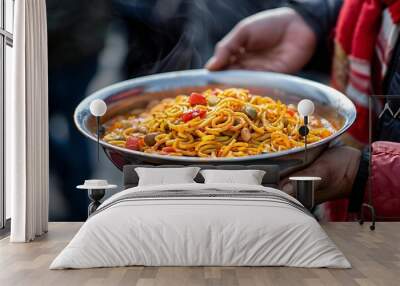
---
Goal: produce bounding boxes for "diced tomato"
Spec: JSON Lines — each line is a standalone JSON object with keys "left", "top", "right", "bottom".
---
{"left": 125, "top": 136, "right": 144, "bottom": 151}
{"left": 198, "top": 109, "right": 207, "bottom": 118}
{"left": 188, "top": 92, "right": 207, "bottom": 106}
{"left": 162, "top": 146, "right": 176, "bottom": 153}
{"left": 287, "top": 109, "right": 296, "bottom": 117}
{"left": 181, "top": 109, "right": 207, "bottom": 122}
{"left": 181, "top": 112, "right": 194, "bottom": 123}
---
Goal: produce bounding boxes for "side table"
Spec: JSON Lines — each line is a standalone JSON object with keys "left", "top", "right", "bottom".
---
{"left": 289, "top": 176, "right": 321, "bottom": 210}
{"left": 77, "top": 180, "right": 117, "bottom": 217}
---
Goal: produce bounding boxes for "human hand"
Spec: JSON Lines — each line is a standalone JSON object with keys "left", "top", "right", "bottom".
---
{"left": 205, "top": 7, "right": 317, "bottom": 73}
{"left": 280, "top": 146, "right": 361, "bottom": 204}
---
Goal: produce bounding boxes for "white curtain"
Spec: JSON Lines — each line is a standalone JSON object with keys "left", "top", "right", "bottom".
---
{"left": 8, "top": 0, "right": 49, "bottom": 242}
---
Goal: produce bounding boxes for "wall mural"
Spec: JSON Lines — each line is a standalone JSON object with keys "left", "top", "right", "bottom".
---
{"left": 47, "top": 0, "right": 400, "bottom": 224}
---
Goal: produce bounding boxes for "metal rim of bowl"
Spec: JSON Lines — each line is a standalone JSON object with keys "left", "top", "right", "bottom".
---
{"left": 74, "top": 69, "right": 356, "bottom": 163}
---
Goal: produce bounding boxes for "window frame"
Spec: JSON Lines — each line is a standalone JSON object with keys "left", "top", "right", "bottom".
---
{"left": 0, "top": 0, "right": 13, "bottom": 231}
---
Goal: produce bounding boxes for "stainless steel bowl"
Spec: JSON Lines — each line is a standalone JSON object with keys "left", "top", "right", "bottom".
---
{"left": 74, "top": 69, "right": 356, "bottom": 175}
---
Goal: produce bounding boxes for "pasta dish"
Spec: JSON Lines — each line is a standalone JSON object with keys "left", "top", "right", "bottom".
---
{"left": 102, "top": 88, "right": 333, "bottom": 157}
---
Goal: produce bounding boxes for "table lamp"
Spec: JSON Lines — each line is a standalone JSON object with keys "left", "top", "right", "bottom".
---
{"left": 289, "top": 99, "right": 320, "bottom": 211}
{"left": 90, "top": 99, "right": 107, "bottom": 161}
{"left": 297, "top": 99, "right": 315, "bottom": 163}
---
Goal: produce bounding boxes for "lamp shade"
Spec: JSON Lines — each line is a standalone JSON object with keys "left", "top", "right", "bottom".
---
{"left": 297, "top": 99, "right": 315, "bottom": 117}
{"left": 90, "top": 99, "right": 107, "bottom": 117}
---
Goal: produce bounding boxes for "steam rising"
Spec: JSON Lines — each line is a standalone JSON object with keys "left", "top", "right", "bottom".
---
{"left": 119, "top": 0, "right": 281, "bottom": 75}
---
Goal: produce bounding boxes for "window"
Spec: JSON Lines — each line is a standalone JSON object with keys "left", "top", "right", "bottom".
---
{"left": 0, "top": 0, "right": 14, "bottom": 230}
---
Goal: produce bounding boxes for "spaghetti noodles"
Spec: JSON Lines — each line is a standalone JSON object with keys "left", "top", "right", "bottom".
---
{"left": 102, "top": 88, "right": 333, "bottom": 157}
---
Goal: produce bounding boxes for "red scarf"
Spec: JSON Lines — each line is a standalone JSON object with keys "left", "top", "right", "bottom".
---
{"left": 332, "top": 0, "right": 400, "bottom": 144}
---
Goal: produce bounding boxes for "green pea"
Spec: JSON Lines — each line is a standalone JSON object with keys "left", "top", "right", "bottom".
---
{"left": 243, "top": 104, "right": 257, "bottom": 119}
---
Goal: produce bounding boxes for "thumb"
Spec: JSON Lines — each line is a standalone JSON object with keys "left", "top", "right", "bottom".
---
{"left": 205, "top": 24, "right": 248, "bottom": 70}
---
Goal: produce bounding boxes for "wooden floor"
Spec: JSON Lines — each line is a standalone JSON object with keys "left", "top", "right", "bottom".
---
{"left": 0, "top": 222, "right": 399, "bottom": 286}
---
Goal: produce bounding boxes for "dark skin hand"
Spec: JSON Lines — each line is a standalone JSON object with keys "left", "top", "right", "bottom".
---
{"left": 280, "top": 146, "right": 361, "bottom": 204}
{"left": 205, "top": 7, "right": 317, "bottom": 73}
{"left": 206, "top": 8, "right": 361, "bottom": 204}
